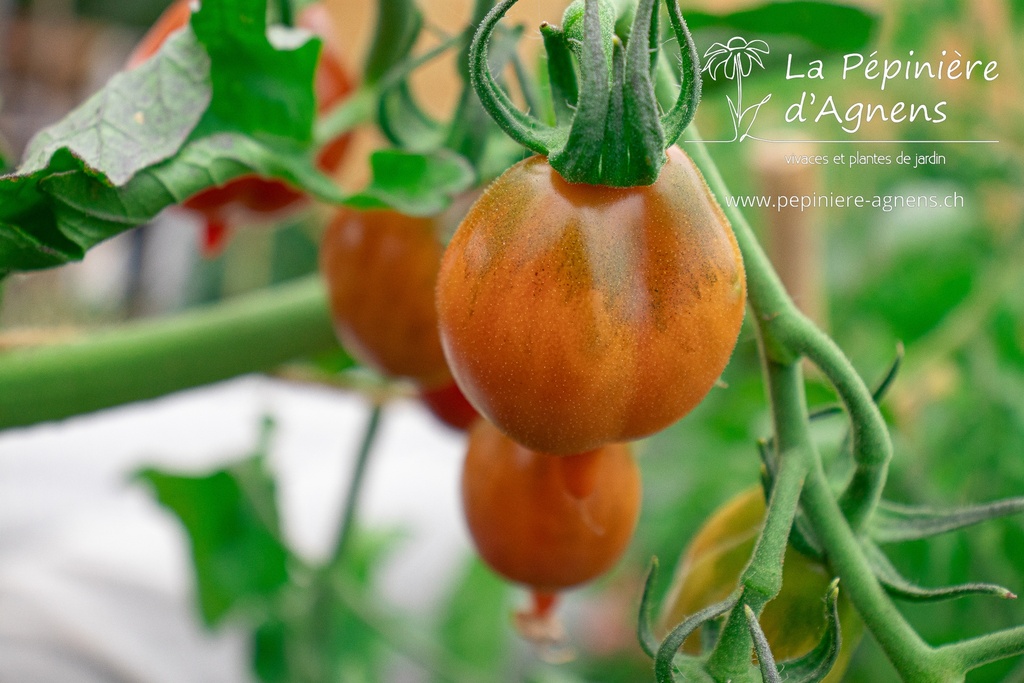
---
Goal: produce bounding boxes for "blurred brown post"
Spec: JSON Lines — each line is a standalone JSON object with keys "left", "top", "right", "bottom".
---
{"left": 755, "top": 142, "right": 828, "bottom": 330}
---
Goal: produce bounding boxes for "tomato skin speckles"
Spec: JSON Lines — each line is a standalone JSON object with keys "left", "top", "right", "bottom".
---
{"left": 436, "top": 146, "right": 747, "bottom": 454}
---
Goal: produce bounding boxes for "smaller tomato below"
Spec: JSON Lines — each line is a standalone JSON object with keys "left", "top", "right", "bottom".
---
{"left": 659, "top": 488, "right": 862, "bottom": 681}
{"left": 419, "top": 381, "right": 479, "bottom": 431}
{"left": 320, "top": 209, "right": 452, "bottom": 388}
{"left": 461, "top": 420, "right": 642, "bottom": 593}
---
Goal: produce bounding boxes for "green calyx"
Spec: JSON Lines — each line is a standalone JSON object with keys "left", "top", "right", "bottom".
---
{"left": 470, "top": 0, "right": 701, "bottom": 187}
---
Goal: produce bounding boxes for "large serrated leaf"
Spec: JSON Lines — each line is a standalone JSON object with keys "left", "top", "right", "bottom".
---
{"left": 870, "top": 497, "right": 1024, "bottom": 544}
{"left": 0, "top": 0, "right": 328, "bottom": 277}
{"left": 1, "top": 134, "right": 343, "bottom": 274}
{"left": 18, "top": 30, "right": 210, "bottom": 184}
{"left": 191, "top": 0, "right": 319, "bottom": 141}
{"left": 863, "top": 541, "right": 1016, "bottom": 603}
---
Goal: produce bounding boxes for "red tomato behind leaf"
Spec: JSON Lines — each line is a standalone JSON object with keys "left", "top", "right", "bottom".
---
{"left": 129, "top": 0, "right": 354, "bottom": 256}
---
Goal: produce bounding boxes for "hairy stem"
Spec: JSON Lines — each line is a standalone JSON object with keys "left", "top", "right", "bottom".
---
{"left": 684, "top": 126, "right": 950, "bottom": 681}
{"left": 683, "top": 125, "right": 891, "bottom": 529}
{"left": 0, "top": 276, "right": 338, "bottom": 430}
{"left": 938, "top": 626, "right": 1024, "bottom": 675}
{"left": 783, "top": 316, "right": 893, "bottom": 531}
{"left": 706, "top": 388, "right": 807, "bottom": 679}
{"left": 802, "top": 462, "right": 949, "bottom": 681}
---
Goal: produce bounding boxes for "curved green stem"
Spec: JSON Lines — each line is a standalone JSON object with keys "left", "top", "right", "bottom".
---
{"left": 939, "top": 626, "right": 1024, "bottom": 674}
{"left": 469, "top": 0, "right": 555, "bottom": 155}
{"left": 706, "top": 401, "right": 807, "bottom": 678}
{"left": 331, "top": 404, "right": 383, "bottom": 566}
{"left": 684, "top": 125, "right": 953, "bottom": 682}
{"left": 802, "top": 462, "right": 949, "bottom": 681}
{"left": 784, "top": 316, "right": 893, "bottom": 532}
{"left": 683, "top": 125, "right": 890, "bottom": 529}
{"left": 0, "top": 276, "right": 338, "bottom": 430}
{"left": 314, "top": 87, "right": 378, "bottom": 148}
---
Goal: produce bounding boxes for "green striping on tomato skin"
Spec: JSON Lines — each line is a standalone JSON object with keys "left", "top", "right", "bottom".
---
{"left": 436, "top": 145, "right": 746, "bottom": 455}
{"left": 659, "top": 488, "right": 863, "bottom": 681}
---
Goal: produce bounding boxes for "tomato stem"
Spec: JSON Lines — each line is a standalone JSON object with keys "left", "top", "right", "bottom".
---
{"left": 331, "top": 403, "right": 384, "bottom": 565}
{"left": 469, "top": 0, "right": 701, "bottom": 186}
{"left": 706, "top": 362, "right": 809, "bottom": 679}
{"left": 0, "top": 276, "right": 338, "bottom": 430}
{"left": 681, "top": 124, "right": 968, "bottom": 681}
{"left": 681, "top": 124, "right": 891, "bottom": 531}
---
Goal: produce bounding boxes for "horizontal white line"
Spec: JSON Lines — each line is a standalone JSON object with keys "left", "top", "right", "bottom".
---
{"left": 690, "top": 139, "right": 1000, "bottom": 144}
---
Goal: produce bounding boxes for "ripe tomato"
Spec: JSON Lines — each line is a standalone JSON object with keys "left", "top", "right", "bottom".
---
{"left": 320, "top": 209, "right": 452, "bottom": 387}
{"left": 660, "top": 488, "right": 863, "bottom": 680}
{"left": 419, "top": 381, "right": 480, "bottom": 431}
{"left": 128, "top": 1, "right": 354, "bottom": 254}
{"left": 436, "top": 146, "right": 746, "bottom": 454}
{"left": 461, "top": 420, "right": 641, "bottom": 592}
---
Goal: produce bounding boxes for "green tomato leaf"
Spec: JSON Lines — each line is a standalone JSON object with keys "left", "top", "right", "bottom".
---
{"left": 0, "top": 0, "right": 328, "bottom": 277}
{"left": 19, "top": 28, "right": 210, "bottom": 184}
{"left": 687, "top": 2, "right": 877, "bottom": 53}
{"left": 344, "top": 149, "right": 476, "bottom": 217}
{"left": 136, "top": 421, "right": 289, "bottom": 626}
{"left": 0, "top": 134, "right": 343, "bottom": 275}
{"left": 191, "top": 0, "right": 318, "bottom": 141}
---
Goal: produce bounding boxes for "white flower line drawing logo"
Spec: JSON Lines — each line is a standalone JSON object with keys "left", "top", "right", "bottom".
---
{"left": 703, "top": 37, "right": 772, "bottom": 142}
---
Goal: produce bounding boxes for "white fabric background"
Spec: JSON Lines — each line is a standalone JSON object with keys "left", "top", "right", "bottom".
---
{"left": 0, "top": 376, "right": 471, "bottom": 682}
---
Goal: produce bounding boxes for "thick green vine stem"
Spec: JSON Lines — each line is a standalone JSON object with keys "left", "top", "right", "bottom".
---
{"left": 683, "top": 123, "right": 1024, "bottom": 681}
{"left": 469, "top": 0, "right": 700, "bottom": 186}
{"left": 697, "top": 354, "right": 817, "bottom": 679}
{"left": 0, "top": 276, "right": 338, "bottom": 430}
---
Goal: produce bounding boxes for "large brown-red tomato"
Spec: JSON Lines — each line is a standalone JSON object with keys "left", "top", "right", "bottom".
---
{"left": 437, "top": 146, "right": 746, "bottom": 454}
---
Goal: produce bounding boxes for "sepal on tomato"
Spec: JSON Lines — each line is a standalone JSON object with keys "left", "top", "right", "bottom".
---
{"left": 653, "top": 594, "right": 738, "bottom": 683}
{"left": 745, "top": 604, "right": 781, "bottom": 683}
{"left": 774, "top": 579, "right": 843, "bottom": 683}
{"left": 868, "top": 496, "right": 1024, "bottom": 544}
{"left": 470, "top": 0, "right": 702, "bottom": 187}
